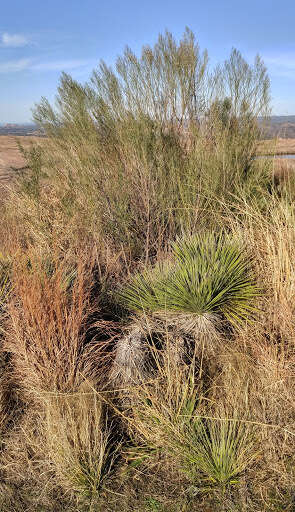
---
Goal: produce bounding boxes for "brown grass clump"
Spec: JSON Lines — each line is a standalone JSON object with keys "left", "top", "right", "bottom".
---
{"left": 4, "top": 256, "right": 94, "bottom": 396}
{"left": 0, "top": 394, "right": 117, "bottom": 511}
{"left": 0, "top": 253, "right": 120, "bottom": 510}
{"left": 2, "top": 249, "right": 120, "bottom": 396}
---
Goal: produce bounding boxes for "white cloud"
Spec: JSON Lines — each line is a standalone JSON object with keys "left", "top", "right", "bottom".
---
{"left": 0, "top": 58, "right": 31, "bottom": 73}
{"left": 1, "top": 32, "right": 29, "bottom": 47}
{"left": 31, "top": 59, "right": 91, "bottom": 71}
{"left": 0, "top": 57, "right": 94, "bottom": 74}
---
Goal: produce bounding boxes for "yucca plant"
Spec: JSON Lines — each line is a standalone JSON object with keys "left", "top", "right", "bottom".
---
{"left": 181, "top": 417, "right": 259, "bottom": 492}
{"left": 113, "top": 233, "right": 259, "bottom": 384}
{"left": 124, "top": 353, "right": 258, "bottom": 494}
{"left": 119, "top": 233, "right": 259, "bottom": 332}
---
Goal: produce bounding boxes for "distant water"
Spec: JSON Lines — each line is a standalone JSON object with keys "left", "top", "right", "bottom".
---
{"left": 256, "top": 154, "right": 295, "bottom": 160}
{"left": 276, "top": 154, "right": 295, "bottom": 159}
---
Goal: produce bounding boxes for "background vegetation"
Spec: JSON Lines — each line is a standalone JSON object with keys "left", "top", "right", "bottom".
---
{"left": 0, "top": 29, "right": 294, "bottom": 511}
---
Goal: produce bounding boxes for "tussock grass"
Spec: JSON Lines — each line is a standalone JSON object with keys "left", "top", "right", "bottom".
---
{"left": 0, "top": 253, "right": 11, "bottom": 313}
{"left": 3, "top": 254, "right": 115, "bottom": 399}
{"left": 115, "top": 336, "right": 260, "bottom": 506}
{"left": 41, "top": 386, "right": 120, "bottom": 502}
{"left": 4, "top": 257, "right": 91, "bottom": 396}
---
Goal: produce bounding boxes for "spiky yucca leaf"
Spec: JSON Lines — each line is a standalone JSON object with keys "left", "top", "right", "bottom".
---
{"left": 183, "top": 418, "right": 259, "bottom": 489}
{"left": 119, "top": 233, "right": 259, "bottom": 328}
{"left": 118, "top": 261, "right": 172, "bottom": 313}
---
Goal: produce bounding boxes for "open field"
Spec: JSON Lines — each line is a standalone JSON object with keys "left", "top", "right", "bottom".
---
{"left": 0, "top": 135, "right": 42, "bottom": 180}
{"left": 2, "top": 136, "right": 295, "bottom": 188}
{"left": 2, "top": 135, "right": 295, "bottom": 173}
{"left": 257, "top": 137, "right": 295, "bottom": 155}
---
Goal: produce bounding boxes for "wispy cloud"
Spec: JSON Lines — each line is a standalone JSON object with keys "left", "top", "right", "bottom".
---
{"left": 30, "top": 59, "right": 92, "bottom": 71}
{"left": 0, "top": 57, "right": 94, "bottom": 74}
{"left": 0, "top": 58, "right": 32, "bottom": 73}
{"left": 1, "top": 32, "right": 29, "bottom": 47}
{"left": 263, "top": 54, "right": 295, "bottom": 80}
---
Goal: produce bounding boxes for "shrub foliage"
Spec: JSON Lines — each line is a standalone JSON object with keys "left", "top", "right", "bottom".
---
{"left": 119, "top": 233, "right": 259, "bottom": 327}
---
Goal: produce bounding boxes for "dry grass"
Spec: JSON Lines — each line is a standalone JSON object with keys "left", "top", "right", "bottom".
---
{"left": 0, "top": 135, "right": 43, "bottom": 179}
{"left": 2, "top": 252, "right": 117, "bottom": 399}
{"left": 1, "top": 196, "right": 295, "bottom": 511}
{"left": 257, "top": 137, "right": 295, "bottom": 155}
{"left": 40, "top": 386, "right": 120, "bottom": 502}
{"left": 0, "top": 29, "right": 294, "bottom": 512}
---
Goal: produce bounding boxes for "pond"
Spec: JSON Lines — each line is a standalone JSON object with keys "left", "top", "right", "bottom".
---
{"left": 256, "top": 154, "right": 295, "bottom": 159}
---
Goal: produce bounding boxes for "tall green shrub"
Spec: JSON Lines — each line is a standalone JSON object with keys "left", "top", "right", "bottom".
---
{"left": 24, "top": 29, "right": 270, "bottom": 259}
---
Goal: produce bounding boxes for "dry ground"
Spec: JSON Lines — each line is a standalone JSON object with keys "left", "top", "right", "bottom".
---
{"left": 257, "top": 139, "right": 295, "bottom": 182}
{"left": 257, "top": 137, "right": 295, "bottom": 155}
{"left": 0, "top": 135, "right": 42, "bottom": 181}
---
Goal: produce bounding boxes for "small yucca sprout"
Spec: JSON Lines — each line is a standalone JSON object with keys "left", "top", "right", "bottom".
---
{"left": 119, "top": 233, "right": 259, "bottom": 333}
{"left": 182, "top": 418, "right": 259, "bottom": 490}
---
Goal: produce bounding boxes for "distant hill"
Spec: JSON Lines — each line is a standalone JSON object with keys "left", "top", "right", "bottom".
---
{"left": 260, "top": 116, "right": 295, "bottom": 139}
{"left": 267, "top": 115, "right": 295, "bottom": 124}
{"left": 0, "top": 124, "right": 42, "bottom": 136}
{"left": 1, "top": 117, "right": 295, "bottom": 139}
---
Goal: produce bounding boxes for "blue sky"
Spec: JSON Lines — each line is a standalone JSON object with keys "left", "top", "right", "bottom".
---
{"left": 1, "top": 0, "right": 295, "bottom": 122}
